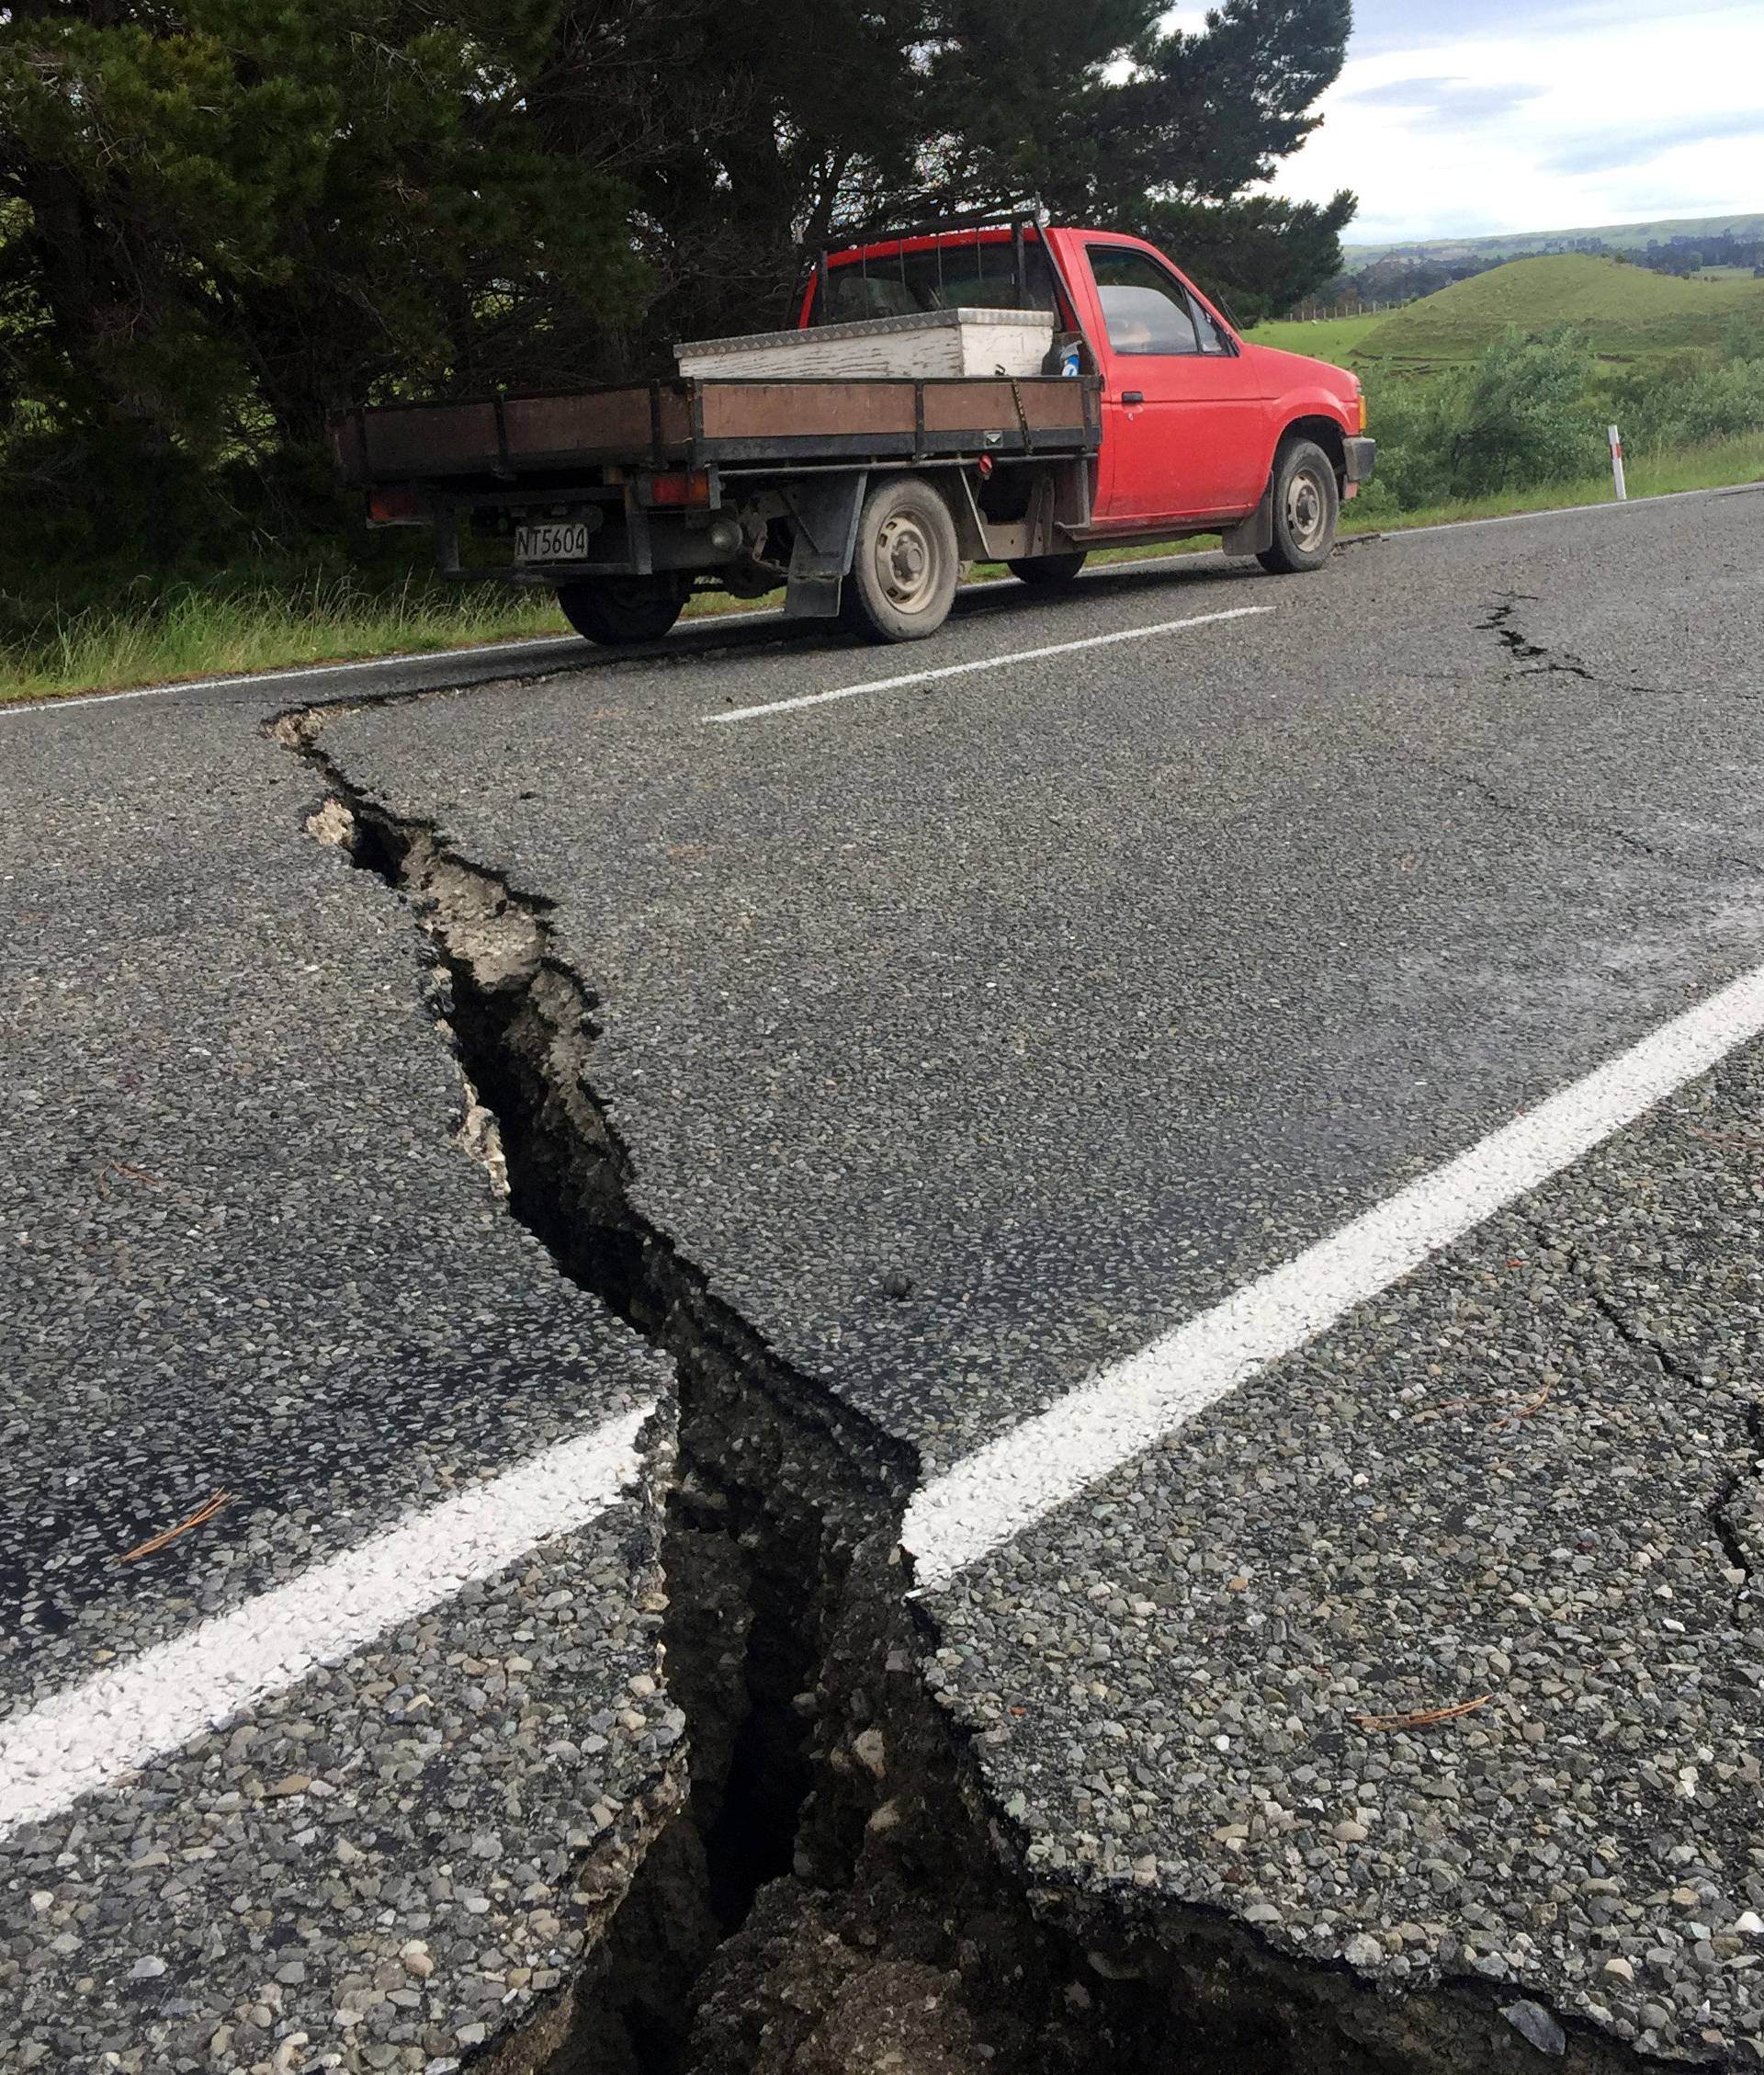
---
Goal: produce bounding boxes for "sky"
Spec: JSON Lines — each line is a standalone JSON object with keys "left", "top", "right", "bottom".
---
{"left": 1184, "top": 0, "right": 1764, "bottom": 246}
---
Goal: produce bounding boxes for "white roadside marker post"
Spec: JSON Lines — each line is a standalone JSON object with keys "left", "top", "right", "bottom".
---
{"left": 1609, "top": 423, "right": 1628, "bottom": 502}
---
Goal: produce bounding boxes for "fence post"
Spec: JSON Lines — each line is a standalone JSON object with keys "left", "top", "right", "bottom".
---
{"left": 1609, "top": 424, "right": 1627, "bottom": 502}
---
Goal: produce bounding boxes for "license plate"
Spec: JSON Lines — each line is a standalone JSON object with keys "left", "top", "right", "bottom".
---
{"left": 515, "top": 521, "right": 592, "bottom": 564}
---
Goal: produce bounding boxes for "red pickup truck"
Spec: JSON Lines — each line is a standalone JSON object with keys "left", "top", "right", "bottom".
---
{"left": 333, "top": 215, "right": 1374, "bottom": 647}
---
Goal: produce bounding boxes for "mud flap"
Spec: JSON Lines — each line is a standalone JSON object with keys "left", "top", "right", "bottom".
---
{"left": 782, "top": 472, "right": 866, "bottom": 618}
{"left": 1221, "top": 483, "right": 1274, "bottom": 558}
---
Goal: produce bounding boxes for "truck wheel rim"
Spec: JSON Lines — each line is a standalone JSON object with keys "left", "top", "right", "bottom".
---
{"left": 1286, "top": 466, "right": 1329, "bottom": 551}
{"left": 876, "top": 512, "right": 938, "bottom": 612}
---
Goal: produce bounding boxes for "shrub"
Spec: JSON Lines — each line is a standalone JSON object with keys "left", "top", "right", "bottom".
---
{"left": 1623, "top": 357, "right": 1764, "bottom": 454}
{"left": 1357, "top": 328, "right": 1683, "bottom": 510}
{"left": 1440, "top": 329, "right": 1607, "bottom": 496}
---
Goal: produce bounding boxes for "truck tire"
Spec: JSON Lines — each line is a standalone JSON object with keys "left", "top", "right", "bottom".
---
{"left": 840, "top": 475, "right": 960, "bottom": 643}
{"left": 1257, "top": 438, "right": 1339, "bottom": 574}
{"left": 557, "top": 575, "right": 686, "bottom": 646}
{"left": 1007, "top": 550, "right": 1088, "bottom": 586}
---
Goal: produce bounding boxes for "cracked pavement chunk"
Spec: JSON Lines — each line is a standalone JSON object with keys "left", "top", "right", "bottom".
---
{"left": 930, "top": 1042, "right": 1764, "bottom": 2062}
{"left": 0, "top": 705, "right": 677, "bottom": 2070}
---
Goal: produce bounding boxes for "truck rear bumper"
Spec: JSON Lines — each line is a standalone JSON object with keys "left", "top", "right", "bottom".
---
{"left": 1343, "top": 436, "right": 1376, "bottom": 484}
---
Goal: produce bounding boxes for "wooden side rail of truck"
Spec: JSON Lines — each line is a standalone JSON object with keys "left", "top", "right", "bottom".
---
{"left": 331, "top": 365, "right": 1102, "bottom": 645}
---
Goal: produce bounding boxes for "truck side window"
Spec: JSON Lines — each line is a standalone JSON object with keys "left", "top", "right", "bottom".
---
{"left": 1191, "top": 302, "right": 1234, "bottom": 355}
{"left": 1087, "top": 246, "right": 1202, "bottom": 356}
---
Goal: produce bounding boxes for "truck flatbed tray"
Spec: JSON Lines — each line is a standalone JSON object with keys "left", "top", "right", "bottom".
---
{"left": 330, "top": 374, "right": 1099, "bottom": 484}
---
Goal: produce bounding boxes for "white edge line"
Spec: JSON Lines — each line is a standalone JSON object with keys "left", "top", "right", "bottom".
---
{"left": 0, "top": 1400, "right": 656, "bottom": 1841}
{"left": 0, "top": 631, "right": 583, "bottom": 718}
{"left": 1377, "top": 478, "right": 1763, "bottom": 541}
{"left": 902, "top": 960, "right": 1764, "bottom": 1593}
{"left": 702, "top": 605, "right": 1274, "bottom": 724}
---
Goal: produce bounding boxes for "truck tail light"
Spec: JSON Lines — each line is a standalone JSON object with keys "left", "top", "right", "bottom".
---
{"left": 367, "top": 483, "right": 424, "bottom": 526}
{"left": 643, "top": 469, "right": 711, "bottom": 507}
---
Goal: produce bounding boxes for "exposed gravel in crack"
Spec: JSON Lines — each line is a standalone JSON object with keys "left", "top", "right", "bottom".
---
{"left": 277, "top": 717, "right": 1171, "bottom": 2075}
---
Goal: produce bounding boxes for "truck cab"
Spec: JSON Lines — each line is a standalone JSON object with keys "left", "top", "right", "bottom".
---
{"left": 799, "top": 217, "right": 1374, "bottom": 564}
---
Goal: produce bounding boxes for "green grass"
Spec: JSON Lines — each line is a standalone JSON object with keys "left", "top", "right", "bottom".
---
{"left": 1242, "top": 312, "right": 1385, "bottom": 365}
{"left": 1354, "top": 255, "right": 1764, "bottom": 374}
{"left": 0, "top": 574, "right": 571, "bottom": 706}
{"left": 4, "top": 430, "right": 1760, "bottom": 705}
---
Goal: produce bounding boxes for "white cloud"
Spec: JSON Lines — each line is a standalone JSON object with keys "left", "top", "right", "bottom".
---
{"left": 1262, "top": 2, "right": 1764, "bottom": 244}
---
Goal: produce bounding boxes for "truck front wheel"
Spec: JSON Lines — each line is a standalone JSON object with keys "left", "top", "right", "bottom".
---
{"left": 841, "top": 476, "right": 960, "bottom": 643}
{"left": 557, "top": 574, "right": 687, "bottom": 646}
{"left": 1257, "top": 439, "right": 1339, "bottom": 574}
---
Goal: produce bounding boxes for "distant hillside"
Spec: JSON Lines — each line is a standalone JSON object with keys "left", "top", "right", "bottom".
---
{"left": 1353, "top": 254, "right": 1764, "bottom": 370}
{"left": 1347, "top": 211, "right": 1764, "bottom": 266}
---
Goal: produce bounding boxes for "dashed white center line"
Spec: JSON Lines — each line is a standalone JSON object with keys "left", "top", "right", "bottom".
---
{"left": 701, "top": 605, "right": 1275, "bottom": 724}
{"left": 0, "top": 1401, "right": 655, "bottom": 1842}
{"left": 903, "top": 957, "right": 1764, "bottom": 1593}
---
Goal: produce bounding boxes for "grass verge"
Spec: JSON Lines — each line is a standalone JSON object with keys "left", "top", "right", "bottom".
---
{"left": 0, "top": 575, "right": 570, "bottom": 707}
{"left": 1347, "top": 427, "right": 1764, "bottom": 532}
{"left": 4, "top": 434, "right": 1761, "bottom": 707}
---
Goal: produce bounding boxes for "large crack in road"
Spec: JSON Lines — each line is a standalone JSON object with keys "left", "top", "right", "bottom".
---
{"left": 268, "top": 699, "right": 1704, "bottom": 2075}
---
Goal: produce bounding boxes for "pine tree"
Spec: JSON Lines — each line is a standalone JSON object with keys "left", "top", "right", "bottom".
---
{"left": 0, "top": 0, "right": 639, "bottom": 456}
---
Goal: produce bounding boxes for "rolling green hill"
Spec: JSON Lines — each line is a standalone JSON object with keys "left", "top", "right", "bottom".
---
{"left": 1350, "top": 255, "right": 1764, "bottom": 373}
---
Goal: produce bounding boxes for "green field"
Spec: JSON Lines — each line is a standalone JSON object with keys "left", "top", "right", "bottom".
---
{"left": 1243, "top": 312, "right": 1385, "bottom": 361}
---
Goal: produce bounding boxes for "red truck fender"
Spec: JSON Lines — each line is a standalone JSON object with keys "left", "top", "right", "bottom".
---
{"left": 1217, "top": 394, "right": 1353, "bottom": 558}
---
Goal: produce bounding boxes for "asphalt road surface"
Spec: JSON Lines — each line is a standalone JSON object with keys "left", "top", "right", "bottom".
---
{"left": 3, "top": 485, "right": 1763, "bottom": 2071}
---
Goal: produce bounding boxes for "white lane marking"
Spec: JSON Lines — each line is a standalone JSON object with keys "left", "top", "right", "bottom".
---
{"left": 1379, "top": 479, "right": 1762, "bottom": 542}
{"left": 701, "top": 606, "right": 1275, "bottom": 724}
{"left": 0, "top": 1401, "right": 655, "bottom": 1841}
{"left": 903, "top": 958, "right": 1764, "bottom": 1592}
{"left": 0, "top": 632, "right": 583, "bottom": 719}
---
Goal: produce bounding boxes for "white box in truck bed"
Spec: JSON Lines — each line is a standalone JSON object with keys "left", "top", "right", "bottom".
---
{"left": 674, "top": 306, "right": 1057, "bottom": 381}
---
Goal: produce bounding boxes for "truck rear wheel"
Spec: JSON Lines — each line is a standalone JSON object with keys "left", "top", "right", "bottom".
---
{"left": 557, "top": 574, "right": 687, "bottom": 646}
{"left": 840, "top": 475, "right": 960, "bottom": 643}
{"left": 1007, "top": 550, "right": 1088, "bottom": 587}
{"left": 1257, "top": 439, "right": 1339, "bottom": 574}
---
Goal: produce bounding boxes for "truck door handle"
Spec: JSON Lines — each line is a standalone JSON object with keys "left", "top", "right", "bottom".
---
{"left": 1120, "top": 390, "right": 1144, "bottom": 404}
